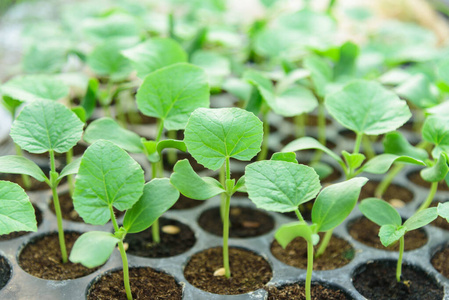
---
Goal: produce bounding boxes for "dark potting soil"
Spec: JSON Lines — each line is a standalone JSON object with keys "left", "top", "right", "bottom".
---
{"left": 348, "top": 217, "right": 428, "bottom": 251}
{"left": 352, "top": 260, "right": 444, "bottom": 300}
{"left": 117, "top": 111, "right": 157, "bottom": 125}
{"left": 0, "top": 203, "right": 42, "bottom": 240}
{"left": 198, "top": 206, "right": 274, "bottom": 238}
{"left": 87, "top": 267, "right": 182, "bottom": 300}
{"left": 270, "top": 234, "right": 354, "bottom": 270}
{"left": 431, "top": 246, "right": 449, "bottom": 278}
{"left": 338, "top": 129, "right": 383, "bottom": 143}
{"left": 0, "top": 173, "right": 49, "bottom": 191}
{"left": 285, "top": 115, "right": 332, "bottom": 126}
{"left": 163, "top": 151, "right": 206, "bottom": 173}
{"left": 0, "top": 256, "right": 11, "bottom": 290}
{"left": 266, "top": 282, "right": 352, "bottom": 300}
{"left": 184, "top": 247, "right": 272, "bottom": 295}
{"left": 124, "top": 217, "right": 195, "bottom": 258}
{"left": 407, "top": 170, "right": 449, "bottom": 191}
{"left": 49, "top": 192, "right": 124, "bottom": 222}
{"left": 18, "top": 231, "right": 99, "bottom": 280}
{"left": 24, "top": 142, "right": 87, "bottom": 159}
{"left": 359, "top": 180, "right": 413, "bottom": 206}
{"left": 170, "top": 194, "right": 204, "bottom": 210}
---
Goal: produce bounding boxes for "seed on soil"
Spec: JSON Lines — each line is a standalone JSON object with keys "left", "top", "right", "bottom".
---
{"left": 390, "top": 199, "right": 405, "bottom": 208}
{"left": 162, "top": 225, "right": 181, "bottom": 234}
{"left": 213, "top": 267, "right": 226, "bottom": 276}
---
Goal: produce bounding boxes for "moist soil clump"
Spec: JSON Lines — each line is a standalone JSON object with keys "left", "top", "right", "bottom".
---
{"left": 266, "top": 282, "right": 351, "bottom": 300}
{"left": 271, "top": 234, "right": 354, "bottom": 270}
{"left": 0, "top": 256, "right": 11, "bottom": 290}
{"left": 124, "top": 217, "right": 195, "bottom": 258}
{"left": 88, "top": 267, "right": 182, "bottom": 300}
{"left": 184, "top": 247, "right": 272, "bottom": 294}
{"left": 19, "top": 232, "right": 99, "bottom": 280}
{"left": 170, "top": 194, "right": 204, "bottom": 210}
{"left": 408, "top": 170, "right": 449, "bottom": 191}
{"left": 348, "top": 217, "right": 427, "bottom": 251}
{"left": 359, "top": 180, "right": 413, "bottom": 206}
{"left": 198, "top": 206, "right": 274, "bottom": 238}
{"left": 431, "top": 246, "right": 449, "bottom": 278}
{"left": 353, "top": 260, "right": 443, "bottom": 300}
{"left": 0, "top": 204, "right": 42, "bottom": 240}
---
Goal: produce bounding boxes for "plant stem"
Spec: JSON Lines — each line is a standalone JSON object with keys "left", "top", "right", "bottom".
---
{"left": 167, "top": 130, "right": 177, "bottom": 166}
{"left": 66, "top": 148, "right": 74, "bottom": 196}
{"left": 150, "top": 162, "right": 161, "bottom": 243}
{"left": 14, "top": 144, "right": 31, "bottom": 189}
{"left": 311, "top": 102, "right": 326, "bottom": 164}
{"left": 305, "top": 240, "right": 313, "bottom": 300}
{"left": 49, "top": 150, "right": 68, "bottom": 263}
{"left": 362, "top": 136, "right": 375, "bottom": 159}
{"left": 219, "top": 164, "right": 226, "bottom": 222}
{"left": 257, "top": 111, "right": 270, "bottom": 161}
{"left": 375, "top": 164, "right": 404, "bottom": 198}
{"left": 294, "top": 114, "right": 306, "bottom": 138}
{"left": 294, "top": 208, "right": 304, "bottom": 222}
{"left": 223, "top": 156, "right": 231, "bottom": 278}
{"left": 110, "top": 206, "right": 132, "bottom": 300}
{"left": 155, "top": 120, "right": 164, "bottom": 142}
{"left": 353, "top": 132, "right": 363, "bottom": 155}
{"left": 315, "top": 229, "right": 332, "bottom": 258}
{"left": 326, "top": 0, "right": 337, "bottom": 14}
{"left": 396, "top": 235, "right": 404, "bottom": 282}
{"left": 417, "top": 181, "right": 438, "bottom": 211}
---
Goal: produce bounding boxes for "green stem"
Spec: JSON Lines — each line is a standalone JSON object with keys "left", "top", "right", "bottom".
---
{"left": 396, "top": 235, "right": 404, "bottom": 282}
{"left": 14, "top": 144, "right": 31, "bottom": 189}
{"left": 353, "top": 133, "right": 363, "bottom": 155}
{"left": 257, "top": 111, "right": 270, "bottom": 161}
{"left": 305, "top": 240, "right": 313, "bottom": 300}
{"left": 294, "top": 208, "right": 304, "bottom": 222}
{"left": 223, "top": 156, "right": 231, "bottom": 278}
{"left": 167, "top": 130, "right": 177, "bottom": 166}
{"left": 66, "top": 148, "right": 74, "bottom": 196}
{"left": 155, "top": 120, "right": 164, "bottom": 142}
{"left": 219, "top": 164, "right": 226, "bottom": 222}
{"left": 116, "top": 96, "right": 127, "bottom": 128}
{"left": 317, "top": 102, "right": 326, "bottom": 145}
{"left": 315, "top": 229, "right": 332, "bottom": 258}
{"left": 294, "top": 114, "right": 306, "bottom": 138}
{"left": 417, "top": 181, "right": 438, "bottom": 211}
{"left": 50, "top": 150, "right": 68, "bottom": 263}
{"left": 362, "top": 136, "right": 375, "bottom": 159}
{"left": 150, "top": 162, "right": 160, "bottom": 243}
{"left": 326, "top": 0, "right": 337, "bottom": 14}
{"left": 375, "top": 164, "right": 404, "bottom": 198}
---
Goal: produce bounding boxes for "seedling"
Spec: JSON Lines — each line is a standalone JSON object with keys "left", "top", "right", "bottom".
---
{"left": 245, "top": 158, "right": 367, "bottom": 300}
{"left": 0, "top": 100, "right": 84, "bottom": 263}
{"left": 83, "top": 62, "right": 209, "bottom": 243}
{"left": 170, "top": 107, "right": 264, "bottom": 278}
{"left": 359, "top": 198, "right": 438, "bottom": 282}
{"left": 70, "top": 140, "right": 179, "bottom": 300}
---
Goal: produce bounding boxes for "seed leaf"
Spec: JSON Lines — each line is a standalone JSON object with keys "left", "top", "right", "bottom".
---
{"left": 10, "top": 100, "right": 83, "bottom": 154}
{"left": 245, "top": 160, "right": 321, "bottom": 212}
{"left": 271, "top": 86, "right": 318, "bottom": 117}
{"left": 69, "top": 231, "right": 119, "bottom": 268}
{"left": 379, "top": 224, "right": 406, "bottom": 247}
{"left": 361, "top": 154, "right": 425, "bottom": 174}
{"left": 73, "top": 140, "right": 145, "bottom": 225}
{"left": 420, "top": 153, "right": 449, "bottom": 182}
{"left": 359, "top": 198, "right": 402, "bottom": 226}
{"left": 422, "top": 115, "right": 449, "bottom": 158}
{"left": 325, "top": 80, "right": 411, "bottom": 135}
{"left": 312, "top": 177, "right": 368, "bottom": 232}
{"left": 437, "top": 202, "right": 449, "bottom": 222}
{"left": 395, "top": 74, "right": 438, "bottom": 109}
{"left": 403, "top": 207, "right": 438, "bottom": 231}
{"left": 0, "top": 181, "right": 37, "bottom": 235}
{"left": 136, "top": 63, "right": 210, "bottom": 131}
{"left": 0, "top": 155, "right": 47, "bottom": 182}
{"left": 191, "top": 50, "right": 230, "bottom": 87}
{"left": 58, "top": 157, "right": 81, "bottom": 181}
{"left": 184, "top": 107, "right": 263, "bottom": 170}
{"left": 383, "top": 131, "right": 428, "bottom": 161}
{"left": 270, "top": 152, "right": 298, "bottom": 164}
{"left": 342, "top": 151, "right": 365, "bottom": 170}
{"left": 275, "top": 222, "right": 315, "bottom": 247}
{"left": 303, "top": 55, "right": 332, "bottom": 97}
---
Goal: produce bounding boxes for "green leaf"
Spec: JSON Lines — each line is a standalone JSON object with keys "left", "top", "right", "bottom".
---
{"left": 69, "top": 231, "right": 119, "bottom": 268}
{"left": 136, "top": 63, "right": 210, "bottom": 131}
{"left": 22, "top": 43, "right": 67, "bottom": 73}
{"left": 10, "top": 100, "right": 84, "bottom": 154}
{"left": 244, "top": 70, "right": 274, "bottom": 102}
{"left": 58, "top": 157, "right": 81, "bottom": 181}
{"left": 271, "top": 86, "right": 318, "bottom": 117}
{"left": 359, "top": 198, "right": 402, "bottom": 226}
{"left": 84, "top": 118, "right": 144, "bottom": 153}
{"left": 0, "top": 181, "right": 37, "bottom": 235}
{"left": 361, "top": 154, "right": 425, "bottom": 174}
{"left": 71, "top": 107, "right": 86, "bottom": 123}
{"left": 81, "top": 78, "right": 99, "bottom": 119}
{"left": 421, "top": 153, "right": 449, "bottom": 182}
{"left": 245, "top": 160, "right": 321, "bottom": 212}
{"left": 422, "top": 115, "right": 449, "bottom": 158}
{"left": 403, "top": 207, "right": 438, "bottom": 231}
{"left": 437, "top": 202, "right": 449, "bottom": 222}
{"left": 303, "top": 55, "right": 332, "bottom": 97}
{"left": 275, "top": 221, "right": 314, "bottom": 247}
{"left": 184, "top": 107, "right": 263, "bottom": 170}
{"left": 342, "top": 151, "right": 365, "bottom": 170}
{"left": 233, "top": 176, "right": 246, "bottom": 193}
{"left": 395, "top": 74, "right": 438, "bottom": 109}
{"left": 1, "top": 96, "right": 22, "bottom": 116}
{"left": 87, "top": 41, "right": 132, "bottom": 82}
{"left": 222, "top": 78, "right": 252, "bottom": 102}
{"left": 156, "top": 140, "right": 186, "bottom": 157}
{"left": 73, "top": 140, "right": 145, "bottom": 225}
{"left": 438, "top": 58, "right": 449, "bottom": 86}
{"left": 334, "top": 41, "right": 359, "bottom": 79}
{"left": 170, "top": 159, "right": 224, "bottom": 200}
{"left": 82, "top": 13, "right": 140, "bottom": 42}
{"left": 282, "top": 137, "right": 344, "bottom": 166}
{"left": 310, "top": 161, "right": 333, "bottom": 180}
{"left": 312, "top": 177, "right": 368, "bottom": 232}
{"left": 0, "top": 75, "right": 69, "bottom": 102}
{"left": 379, "top": 224, "right": 406, "bottom": 247}
{"left": 0, "top": 156, "right": 47, "bottom": 182}
{"left": 191, "top": 50, "right": 231, "bottom": 87}
{"left": 122, "top": 38, "right": 187, "bottom": 79}
{"left": 124, "top": 178, "right": 179, "bottom": 233}
{"left": 270, "top": 152, "right": 298, "bottom": 163}
{"left": 325, "top": 80, "right": 411, "bottom": 135}
{"left": 383, "top": 131, "right": 428, "bottom": 161}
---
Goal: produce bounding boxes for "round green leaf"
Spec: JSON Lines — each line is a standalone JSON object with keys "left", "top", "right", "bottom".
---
{"left": 379, "top": 224, "right": 405, "bottom": 247}
{"left": 73, "top": 140, "right": 145, "bottom": 225}
{"left": 245, "top": 160, "right": 320, "bottom": 212}
{"left": 325, "top": 80, "right": 411, "bottom": 135}
{"left": 184, "top": 107, "right": 263, "bottom": 170}
{"left": 10, "top": 100, "right": 84, "bottom": 154}
{"left": 359, "top": 198, "right": 402, "bottom": 227}
{"left": 87, "top": 41, "right": 132, "bottom": 82}
{"left": 136, "top": 63, "right": 210, "bottom": 130}
{"left": 271, "top": 86, "right": 318, "bottom": 117}
{"left": 69, "top": 231, "right": 119, "bottom": 268}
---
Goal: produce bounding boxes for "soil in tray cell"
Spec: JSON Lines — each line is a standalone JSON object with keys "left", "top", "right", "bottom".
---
{"left": 285, "top": 115, "right": 332, "bottom": 126}
{"left": 407, "top": 170, "right": 449, "bottom": 191}
{"left": 184, "top": 247, "right": 272, "bottom": 295}
{"left": 18, "top": 231, "right": 99, "bottom": 280}
{"left": 170, "top": 194, "right": 204, "bottom": 210}
{"left": 198, "top": 206, "right": 274, "bottom": 238}
{"left": 266, "top": 282, "right": 352, "bottom": 300}
{"left": 359, "top": 180, "right": 413, "bottom": 207}
{"left": 0, "top": 256, "right": 11, "bottom": 291}
{"left": 431, "top": 246, "right": 449, "bottom": 279}
{"left": 124, "top": 217, "right": 195, "bottom": 258}
{"left": 348, "top": 217, "right": 428, "bottom": 251}
{"left": 271, "top": 233, "right": 354, "bottom": 270}
{"left": 87, "top": 267, "right": 182, "bottom": 300}
{"left": 0, "top": 203, "right": 42, "bottom": 240}
{"left": 353, "top": 260, "right": 443, "bottom": 300}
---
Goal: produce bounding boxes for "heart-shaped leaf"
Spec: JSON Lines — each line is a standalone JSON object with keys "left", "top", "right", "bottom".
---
{"left": 383, "top": 131, "right": 428, "bottom": 161}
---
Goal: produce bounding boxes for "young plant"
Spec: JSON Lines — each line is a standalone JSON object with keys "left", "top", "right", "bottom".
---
{"left": 0, "top": 180, "right": 37, "bottom": 235}
{"left": 245, "top": 158, "right": 367, "bottom": 300}
{"left": 359, "top": 198, "right": 438, "bottom": 282}
{"left": 170, "top": 107, "right": 264, "bottom": 278}
{"left": 69, "top": 140, "right": 180, "bottom": 300}
{"left": 83, "top": 62, "right": 209, "bottom": 243}
{"left": 0, "top": 100, "right": 83, "bottom": 263}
